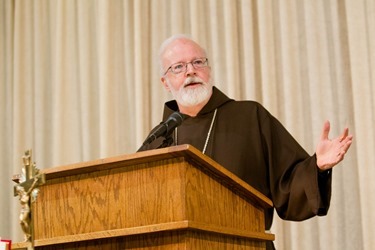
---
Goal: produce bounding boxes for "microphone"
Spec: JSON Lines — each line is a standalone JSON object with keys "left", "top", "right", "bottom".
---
{"left": 141, "top": 111, "right": 185, "bottom": 147}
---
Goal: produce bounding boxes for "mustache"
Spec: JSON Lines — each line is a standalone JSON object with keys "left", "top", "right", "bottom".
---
{"left": 183, "top": 77, "right": 204, "bottom": 86}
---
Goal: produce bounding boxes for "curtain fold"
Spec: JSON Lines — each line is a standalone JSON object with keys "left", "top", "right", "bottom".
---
{"left": 1, "top": 0, "right": 374, "bottom": 249}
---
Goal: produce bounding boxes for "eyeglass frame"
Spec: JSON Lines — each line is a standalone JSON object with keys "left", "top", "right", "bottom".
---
{"left": 163, "top": 58, "right": 209, "bottom": 76}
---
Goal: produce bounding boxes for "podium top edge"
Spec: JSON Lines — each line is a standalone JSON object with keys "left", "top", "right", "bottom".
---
{"left": 14, "top": 144, "right": 273, "bottom": 208}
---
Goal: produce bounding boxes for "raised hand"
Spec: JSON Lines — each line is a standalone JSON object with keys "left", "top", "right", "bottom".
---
{"left": 316, "top": 120, "right": 353, "bottom": 171}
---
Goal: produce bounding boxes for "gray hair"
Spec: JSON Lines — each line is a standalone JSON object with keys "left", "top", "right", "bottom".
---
{"left": 158, "top": 34, "right": 207, "bottom": 76}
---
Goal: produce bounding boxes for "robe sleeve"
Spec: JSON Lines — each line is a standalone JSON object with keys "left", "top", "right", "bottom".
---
{"left": 260, "top": 111, "right": 332, "bottom": 221}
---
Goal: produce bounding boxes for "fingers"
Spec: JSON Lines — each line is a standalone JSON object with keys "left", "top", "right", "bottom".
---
{"left": 339, "top": 127, "right": 349, "bottom": 142}
{"left": 320, "top": 120, "right": 330, "bottom": 141}
{"left": 340, "top": 134, "right": 353, "bottom": 153}
{"left": 332, "top": 137, "right": 352, "bottom": 167}
{"left": 333, "top": 134, "right": 353, "bottom": 167}
{"left": 321, "top": 121, "right": 353, "bottom": 144}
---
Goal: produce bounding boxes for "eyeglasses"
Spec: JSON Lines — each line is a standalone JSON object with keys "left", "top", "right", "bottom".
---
{"left": 164, "top": 58, "right": 209, "bottom": 75}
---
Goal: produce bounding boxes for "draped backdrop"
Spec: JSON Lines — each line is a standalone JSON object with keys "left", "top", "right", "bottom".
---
{"left": 1, "top": 0, "right": 374, "bottom": 249}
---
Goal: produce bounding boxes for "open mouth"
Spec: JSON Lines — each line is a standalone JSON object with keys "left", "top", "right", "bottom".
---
{"left": 185, "top": 82, "right": 202, "bottom": 87}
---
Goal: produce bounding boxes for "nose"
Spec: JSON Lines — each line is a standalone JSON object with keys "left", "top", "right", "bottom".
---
{"left": 185, "top": 62, "right": 197, "bottom": 76}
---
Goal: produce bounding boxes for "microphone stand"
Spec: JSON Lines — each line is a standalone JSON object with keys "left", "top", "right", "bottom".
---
{"left": 156, "top": 136, "right": 174, "bottom": 149}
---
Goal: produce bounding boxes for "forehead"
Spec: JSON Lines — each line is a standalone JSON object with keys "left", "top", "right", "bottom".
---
{"left": 162, "top": 39, "right": 206, "bottom": 64}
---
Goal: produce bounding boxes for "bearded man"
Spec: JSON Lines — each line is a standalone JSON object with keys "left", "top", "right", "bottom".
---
{"left": 138, "top": 34, "right": 353, "bottom": 250}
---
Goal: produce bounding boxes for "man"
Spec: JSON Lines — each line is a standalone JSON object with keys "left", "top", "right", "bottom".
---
{"left": 139, "top": 34, "right": 353, "bottom": 249}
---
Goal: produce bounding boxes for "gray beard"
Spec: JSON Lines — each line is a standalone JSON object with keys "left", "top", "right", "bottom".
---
{"left": 170, "top": 81, "right": 212, "bottom": 107}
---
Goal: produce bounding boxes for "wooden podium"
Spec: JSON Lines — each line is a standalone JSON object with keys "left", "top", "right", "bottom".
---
{"left": 13, "top": 144, "right": 274, "bottom": 249}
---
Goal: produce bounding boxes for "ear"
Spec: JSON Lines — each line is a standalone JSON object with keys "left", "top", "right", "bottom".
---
{"left": 161, "top": 77, "right": 171, "bottom": 92}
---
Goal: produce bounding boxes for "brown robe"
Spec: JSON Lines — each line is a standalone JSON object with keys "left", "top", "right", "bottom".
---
{"left": 139, "top": 87, "right": 332, "bottom": 247}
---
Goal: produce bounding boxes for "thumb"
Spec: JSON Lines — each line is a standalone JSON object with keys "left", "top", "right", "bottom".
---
{"left": 320, "top": 120, "right": 330, "bottom": 141}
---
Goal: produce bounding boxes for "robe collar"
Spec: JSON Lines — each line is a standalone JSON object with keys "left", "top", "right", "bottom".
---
{"left": 163, "top": 86, "right": 234, "bottom": 119}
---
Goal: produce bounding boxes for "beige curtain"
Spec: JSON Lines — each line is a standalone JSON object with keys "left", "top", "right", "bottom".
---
{"left": 1, "top": 0, "right": 374, "bottom": 249}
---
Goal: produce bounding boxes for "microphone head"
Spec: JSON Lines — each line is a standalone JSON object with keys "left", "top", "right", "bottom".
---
{"left": 164, "top": 111, "right": 186, "bottom": 136}
{"left": 168, "top": 111, "right": 185, "bottom": 126}
{"left": 139, "top": 111, "right": 187, "bottom": 148}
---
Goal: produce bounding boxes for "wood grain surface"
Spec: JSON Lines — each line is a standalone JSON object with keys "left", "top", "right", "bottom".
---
{"left": 12, "top": 145, "right": 274, "bottom": 249}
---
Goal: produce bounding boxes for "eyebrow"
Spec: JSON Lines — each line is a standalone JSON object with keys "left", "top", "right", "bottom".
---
{"left": 172, "top": 57, "right": 205, "bottom": 64}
